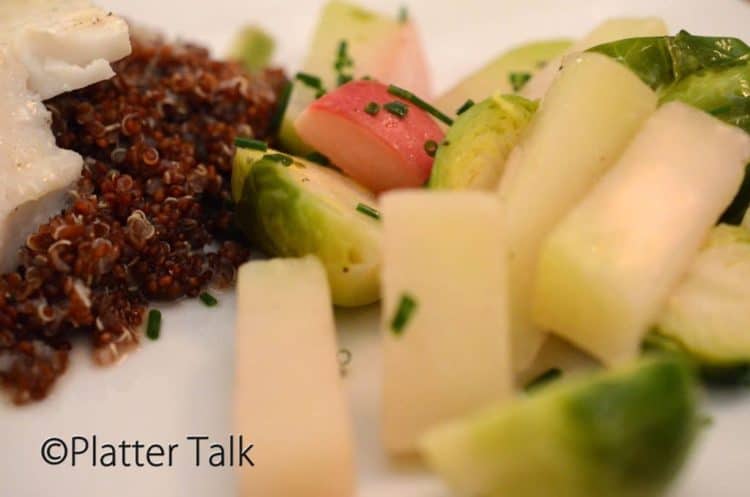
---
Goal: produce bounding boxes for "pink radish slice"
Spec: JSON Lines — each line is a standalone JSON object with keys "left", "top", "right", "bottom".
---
{"left": 295, "top": 80, "right": 444, "bottom": 193}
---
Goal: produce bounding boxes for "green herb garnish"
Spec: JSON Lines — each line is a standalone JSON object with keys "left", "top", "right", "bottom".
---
{"left": 264, "top": 153, "right": 294, "bottom": 166}
{"left": 384, "top": 101, "right": 409, "bottom": 118}
{"left": 306, "top": 151, "right": 330, "bottom": 165}
{"left": 398, "top": 6, "right": 409, "bottom": 23}
{"left": 456, "top": 99, "right": 475, "bottom": 115}
{"left": 199, "top": 292, "right": 218, "bottom": 307}
{"left": 391, "top": 293, "right": 418, "bottom": 335}
{"left": 509, "top": 71, "right": 532, "bottom": 92}
{"left": 356, "top": 202, "right": 381, "bottom": 220}
{"left": 334, "top": 39, "right": 355, "bottom": 86}
{"left": 524, "top": 368, "right": 562, "bottom": 392}
{"left": 234, "top": 137, "right": 268, "bottom": 151}
{"left": 269, "top": 80, "right": 292, "bottom": 133}
{"left": 146, "top": 309, "right": 162, "bottom": 340}
{"left": 364, "top": 102, "right": 381, "bottom": 116}
{"left": 335, "top": 40, "right": 353, "bottom": 70}
{"left": 296, "top": 72, "right": 324, "bottom": 89}
{"left": 424, "top": 139, "right": 438, "bottom": 157}
{"left": 387, "top": 84, "right": 453, "bottom": 125}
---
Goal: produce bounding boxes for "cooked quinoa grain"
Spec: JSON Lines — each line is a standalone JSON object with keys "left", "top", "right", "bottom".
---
{"left": 0, "top": 34, "right": 285, "bottom": 404}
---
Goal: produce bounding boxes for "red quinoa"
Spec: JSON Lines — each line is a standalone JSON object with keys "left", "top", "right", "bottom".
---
{"left": 0, "top": 34, "right": 286, "bottom": 404}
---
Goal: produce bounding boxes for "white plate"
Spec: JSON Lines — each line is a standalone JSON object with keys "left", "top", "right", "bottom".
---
{"left": 2, "top": 1, "right": 750, "bottom": 496}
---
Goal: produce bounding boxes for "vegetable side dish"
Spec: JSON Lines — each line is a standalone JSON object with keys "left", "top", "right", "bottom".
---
{"left": 3, "top": 1, "right": 750, "bottom": 497}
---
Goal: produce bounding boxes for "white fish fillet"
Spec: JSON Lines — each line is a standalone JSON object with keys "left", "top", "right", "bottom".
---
{"left": 0, "top": 1, "right": 131, "bottom": 272}
{"left": 0, "top": 48, "right": 82, "bottom": 271}
{"left": 0, "top": 0, "right": 131, "bottom": 99}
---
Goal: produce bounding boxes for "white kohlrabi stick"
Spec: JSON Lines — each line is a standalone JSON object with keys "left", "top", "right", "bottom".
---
{"left": 534, "top": 102, "right": 750, "bottom": 365}
{"left": 497, "top": 52, "right": 657, "bottom": 372}
{"left": 381, "top": 191, "right": 513, "bottom": 454}
{"left": 234, "top": 257, "right": 355, "bottom": 497}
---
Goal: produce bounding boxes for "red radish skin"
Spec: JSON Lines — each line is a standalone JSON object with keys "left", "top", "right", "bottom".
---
{"left": 295, "top": 80, "right": 444, "bottom": 193}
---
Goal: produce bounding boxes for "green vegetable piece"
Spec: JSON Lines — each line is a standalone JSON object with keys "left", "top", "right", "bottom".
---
{"left": 234, "top": 137, "right": 268, "bottom": 151}
{"left": 146, "top": 309, "right": 162, "bottom": 340}
{"left": 227, "top": 25, "right": 276, "bottom": 73}
{"left": 588, "top": 31, "right": 750, "bottom": 91}
{"left": 296, "top": 72, "right": 325, "bottom": 90}
{"left": 364, "top": 101, "right": 380, "bottom": 115}
{"left": 421, "top": 356, "right": 699, "bottom": 497}
{"left": 234, "top": 152, "right": 381, "bottom": 307}
{"left": 652, "top": 224, "right": 750, "bottom": 379}
{"left": 455, "top": 99, "right": 475, "bottom": 115}
{"left": 429, "top": 93, "right": 537, "bottom": 190}
{"left": 390, "top": 293, "right": 417, "bottom": 335}
{"left": 509, "top": 71, "right": 532, "bottom": 92}
{"left": 436, "top": 39, "right": 571, "bottom": 116}
{"left": 199, "top": 292, "right": 219, "bottom": 307}
{"left": 388, "top": 84, "right": 454, "bottom": 125}
{"left": 383, "top": 100, "right": 409, "bottom": 118}
{"left": 660, "top": 62, "right": 750, "bottom": 131}
{"left": 355, "top": 202, "right": 380, "bottom": 220}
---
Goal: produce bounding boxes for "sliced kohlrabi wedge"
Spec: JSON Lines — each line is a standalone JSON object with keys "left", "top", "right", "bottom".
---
{"left": 234, "top": 256, "right": 355, "bottom": 497}
{"left": 421, "top": 355, "right": 698, "bottom": 497}
{"left": 235, "top": 151, "right": 381, "bottom": 307}
{"left": 534, "top": 102, "right": 750, "bottom": 366}
{"left": 380, "top": 191, "right": 513, "bottom": 454}
{"left": 497, "top": 52, "right": 657, "bottom": 371}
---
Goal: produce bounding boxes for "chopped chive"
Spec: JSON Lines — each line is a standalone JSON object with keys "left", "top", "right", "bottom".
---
{"left": 361, "top": 75, "right": 373, "bottom": 81}
{"left": 264, "top": 153, "right": 294, "bottom": 166}
{"left": 296, "top": 71, "right": 323, "bottom": 89}
{"left": 337, "top": 74, "right": 353, "bottom": 86}
{"left": 234, "top": 137, "right": 268, "bottom": 151}
{"left": 364, "top": 102, "right": 380, "bottom": 116}
{"left": 356, "top": 202, "right": 381, "bottom": 220}
{"left": 334, "top": 40, "right": 354, "bottom": 72}
{"left": 199, "top": 292, "right": 218, "bottom": 307}
{"left": 391, "top": 293, "right": 418, "bottom": 335}
{"left": 509, "top": 71, "right": 532, "bottom": 92}
{"left": 524, "top": 368, "right": 562, "bottom": 392}
{"left": 387, "top": 84, "right": 453, "bottom": 125}
{"left": 384, "top": 101, "right": 409, "bottom": 118}
{"left": 334, "top": 39, "right": 355, "bottom": 86}
{"left": 456, "top": 99, "right": 475, "bottom": 115}
{"left": 398, "top": 6, "right": 409, "bottom": 23}
{"left": 270, "top": 80, "right": 292, "bottom": 133}
{"left": 424, "top": 139, "right": 438, "bottom": 157}
{"left": 337, "top": 39, "right": 348, "bottom": 59}
{"left": 306, "top": 151, "right": 330, "bottom": 165}
{"left": 315, "top": 88, "right": 327, "bottom": 99}
{"left": 146, "top": 309, "right": 162, "bottom": 340}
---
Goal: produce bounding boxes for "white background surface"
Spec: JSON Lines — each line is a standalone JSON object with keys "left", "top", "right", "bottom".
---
{"left": 2, "top": 1, "right": 750, "bottom": 496}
